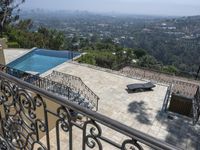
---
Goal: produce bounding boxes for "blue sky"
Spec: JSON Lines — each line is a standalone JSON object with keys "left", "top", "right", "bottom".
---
{"left": 22, "top": 0, "right": 200, "bottom": 16}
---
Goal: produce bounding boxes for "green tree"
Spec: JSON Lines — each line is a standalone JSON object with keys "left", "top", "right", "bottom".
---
{"left": 0, "top": 0, "right": 25, "bottom": 36}
{"left": 162, "top": 65, "right": 179, "bottom": 74}
{"left": 134, "top": 49, "right": 147, "bottom": 58}
{"left": 38, "top": 27, "right": 65, "bottom": 49}
{"left": 77, "top": 53, "right": 96, "bottom": 65}
{"left": 16, "top": 19, "right": 33, "bottom": 31}
{"left": 77, "top": 51, "right": 116, "bottom": 69}
{"left": 48, "top": 30, "right": 65, "bottom": 50}
{"left": 137, "top": 55, "right": 159, "bottom": 69}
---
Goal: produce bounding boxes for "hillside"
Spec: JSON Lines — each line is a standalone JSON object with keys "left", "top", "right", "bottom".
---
{"left": 6, "top": 10, "right": 197, "bottom": 77}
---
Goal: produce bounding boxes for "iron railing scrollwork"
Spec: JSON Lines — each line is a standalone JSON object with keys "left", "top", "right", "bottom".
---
{"left": 0, "top": 64, "right": 97, "bottom": 111}
{"left": 0, "top": 70, "right": 179, "bottom": 150}
{"left": 0, "top": 135, "right": 11, "bottom": 150}
{"left": 46, "top": 71, "right": 99, "bottom": 111}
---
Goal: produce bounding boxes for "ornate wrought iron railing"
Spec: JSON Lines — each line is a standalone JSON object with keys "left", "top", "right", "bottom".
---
{"left": 0, "top": 64, "right": 96, "bottom": 110}
{"left": 46, "top": 71, "right": 99, "bottom": 111}
{"left": 0, "top": 70, "right": 179, "bottom": 150}
{"left": 193, "top": 86, "right": 200, "bottom": 124}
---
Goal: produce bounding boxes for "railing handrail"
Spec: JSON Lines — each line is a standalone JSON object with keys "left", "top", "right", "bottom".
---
{"left": 0, "top": 70, "right": 180, "bottom": 150}
{"left": 193, "top": 86, "right": 200, "bottom": 124}
{"left": 162, "top": 83, "right": 173, "bottom": 112}
{"left": 0, "top": 64, "right": 72, "bottom": 92}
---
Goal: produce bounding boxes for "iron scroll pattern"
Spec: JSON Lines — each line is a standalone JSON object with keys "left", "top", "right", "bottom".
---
{"left": 0, "top": 79, "right": 144, "bottom": 150}
{"left": 193, "top": 86, "right": 200, "bottom": 124}
{"left": 0, "top": 73, "right": 177, "bottom": 150}
{"left": 0, "top": 79, "right": 48, "bottom": 150}
{"left": 0, "top": 64, "right": 99, "bottom": 111}
{"left": 45, "top": 70, "right": 99, "bottom": 111}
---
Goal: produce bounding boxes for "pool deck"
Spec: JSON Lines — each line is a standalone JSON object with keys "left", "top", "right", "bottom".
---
{"left": 42, "top": 62, "right": 200, "bottom": 150}
{"left": 3, "top": 48, "right": 32, "bottom": 64}
{"left": 3, "top": 50, "right": 200, "bottom": 149}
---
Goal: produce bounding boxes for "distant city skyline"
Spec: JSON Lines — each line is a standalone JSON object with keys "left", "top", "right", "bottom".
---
{"left": 21, "top": 0, "right": 200, "bottom": 16}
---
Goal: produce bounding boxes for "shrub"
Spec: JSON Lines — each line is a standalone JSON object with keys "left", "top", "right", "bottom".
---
{"left": 7, "top": 42, "right": 20, "bottom": 48}
{"left": 162, "top": 65, "right": 179, "bottom": 74}
{"left": 77, "top": 54, "right": 96, "bottom": 65}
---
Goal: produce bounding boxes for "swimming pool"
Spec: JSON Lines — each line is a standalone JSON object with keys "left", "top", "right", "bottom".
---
{"left": 8, "top": 48, "right": 80, "bottom": 74}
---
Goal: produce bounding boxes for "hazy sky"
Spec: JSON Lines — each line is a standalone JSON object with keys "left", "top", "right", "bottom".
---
{"left": 22, "top": 0, "right": 200, "bottom": 16}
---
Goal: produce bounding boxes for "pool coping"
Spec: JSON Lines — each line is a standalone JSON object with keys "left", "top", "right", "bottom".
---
{"left": 40, "top": 53, "right": 84, "bottom": 77}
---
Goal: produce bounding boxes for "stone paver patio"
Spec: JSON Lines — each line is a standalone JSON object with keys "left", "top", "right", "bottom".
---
{"left": 43, "top": 62, "right": 200, "bottom": 150}
{"left": 3, "top": 48, "right": 31, "bottom": 64}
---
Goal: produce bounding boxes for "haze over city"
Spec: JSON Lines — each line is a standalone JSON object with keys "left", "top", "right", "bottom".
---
{"left": 22, "top": 0, "right": 200, "bottom": 16}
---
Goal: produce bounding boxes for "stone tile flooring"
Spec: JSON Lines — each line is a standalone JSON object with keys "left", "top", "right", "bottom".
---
{"left": 41, "top": 62, "right": 200, "bottom": 150}
{"left": 3, "top": 48, "right": 30, "bottom": 64}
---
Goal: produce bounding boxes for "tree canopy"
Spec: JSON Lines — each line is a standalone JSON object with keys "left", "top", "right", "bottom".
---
{"left": 0, "top": 0, "right": 25, "bottom": 36}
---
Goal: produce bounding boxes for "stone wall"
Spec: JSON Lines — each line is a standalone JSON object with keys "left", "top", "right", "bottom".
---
{"left": 0, "top": 38, "right": 8, "bottom": 49}
{"left": 0, "top": 45, "right": 5, "bottom": 65}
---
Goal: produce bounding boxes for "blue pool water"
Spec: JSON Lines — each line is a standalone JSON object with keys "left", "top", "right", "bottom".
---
{"left": 8, "top": 49, "right": 80, "bottom": 74}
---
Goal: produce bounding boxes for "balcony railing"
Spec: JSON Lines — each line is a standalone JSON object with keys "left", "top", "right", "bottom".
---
{"left": 193, "top": 86, "right": 200, "bottom": 124}
{"left": 0, "top": 68, "right": 180, "bottom": 150}
{"left": 46, "top": 71, "right": 99, "bottom": 111}
{"left": 0, "top": 64, "right": 97, "bottom": 111}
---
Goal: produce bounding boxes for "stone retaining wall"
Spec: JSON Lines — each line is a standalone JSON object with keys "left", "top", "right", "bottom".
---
{"left": 0, "top": 38, "right": 8, "bottom": 49}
